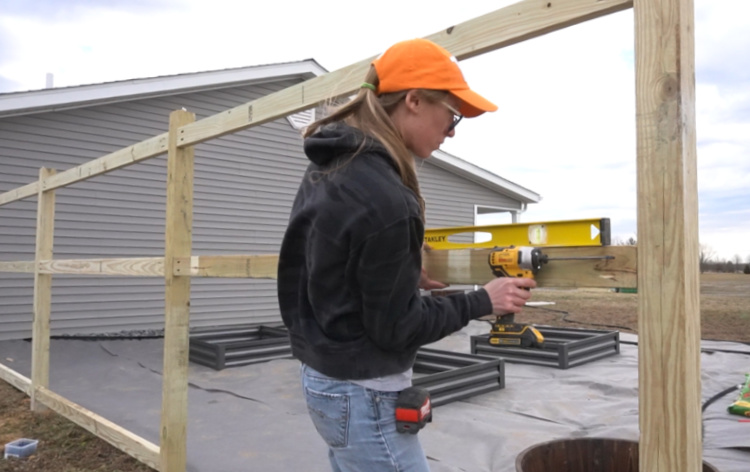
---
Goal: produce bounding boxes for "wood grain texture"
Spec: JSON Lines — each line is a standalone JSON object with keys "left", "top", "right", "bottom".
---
{"left": 160, "top": 110, "right": 195, "bottom": 472}
{"left": 634, "top": 0, "right": 702, "bottom": 470}
{"left": 428, "top": 0, "right": 633, "bottom": 61}
{"left": 0, "top": 261, "right": 34, "bottom": 273}
{"left": 0, "top": 181, "right": 38, "bottom": 207}
{"left": 178, "top": 0, "right": 633, "bottom": 148}
{"left": 175, "top": 254, "right": 278, "bottom": 279}
{"left": 0, "top": 363, "right": 32, "bottom": 395}
{"left": 44, "top": 134, "right": 168, "bottom": 191}
{"left": 0, "top": 134, "right": 167, "bottom": 207}
{"left": 424, "top": 246, "right": 636, "bottom": 288}
{"left": 37, "top": 257, "right": 165, "bottom": 276}
{"left": 31, "top": 167, "right": 55, "bottom": 411}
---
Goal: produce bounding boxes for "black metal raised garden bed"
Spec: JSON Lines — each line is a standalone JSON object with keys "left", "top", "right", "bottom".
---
{"left": 189, "top": 324, "right": 292, "bottom": 370}
{"left": 189, "top": 325, "right": 505, "bottom": 406}
{"left": 470, "top": 326, "right": 620, "bottom": 369}
{"left": 413, "top": 348, "right": 504, "bottom": 407}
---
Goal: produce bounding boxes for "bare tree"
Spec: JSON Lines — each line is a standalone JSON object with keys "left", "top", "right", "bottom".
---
{"left": 699, "top": 244, "right": 716, "bottom": 273}
{"left": 614, "top": 236, "right": 637, "bottom": 246}
{"left": 734, "top": 254, "right": 743, "bottom": 265}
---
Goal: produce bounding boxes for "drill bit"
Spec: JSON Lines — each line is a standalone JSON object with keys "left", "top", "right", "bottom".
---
{"left": 543, "top": 255, "right": 615, "bottom": 261}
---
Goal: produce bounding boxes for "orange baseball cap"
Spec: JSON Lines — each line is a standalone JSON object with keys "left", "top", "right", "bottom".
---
{"left": 372, "top": 38, "right": 498, "bottom": 118}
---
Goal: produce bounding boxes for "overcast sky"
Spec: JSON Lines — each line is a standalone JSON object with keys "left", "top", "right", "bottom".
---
{"left": 1, "top": 0, "right": 748, "bottom": 262}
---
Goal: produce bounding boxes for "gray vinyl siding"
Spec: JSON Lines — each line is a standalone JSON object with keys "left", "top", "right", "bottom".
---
{"left": 1, "top": 82, "right": 526, "bottom": 340}
{"left": 0, "top": 79, "right": 308, "bottom": 340}
{"left": 420, "top": 162, "right": 522, "bottom": 229}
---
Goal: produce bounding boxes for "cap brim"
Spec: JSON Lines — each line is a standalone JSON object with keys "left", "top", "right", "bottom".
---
{"left": 451, "top": 89, "right": 498, "bottom": 118}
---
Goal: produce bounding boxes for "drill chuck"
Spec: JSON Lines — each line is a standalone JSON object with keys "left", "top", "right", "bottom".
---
{"left": 488, "top": 246, "right": 546, "bottom": 278}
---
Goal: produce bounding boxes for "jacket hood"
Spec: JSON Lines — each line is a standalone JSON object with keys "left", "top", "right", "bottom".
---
{"left": 303, "top": 123, "right": 387, "bottom": 166}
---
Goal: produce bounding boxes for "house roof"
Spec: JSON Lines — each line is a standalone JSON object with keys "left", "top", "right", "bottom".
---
{"left": 431, "top": 149, "right": 541, "bottom": 204}
{"left": 0, "top": 61, "right": 539, "bottom": 205}
{"left": 0, "top": 60, "right": 328, "bottom": 119}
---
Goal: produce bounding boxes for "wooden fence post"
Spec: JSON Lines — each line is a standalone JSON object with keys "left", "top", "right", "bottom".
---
{"left": 31, "top": 167, "right": 56, "bottom": 411}
{"left": 634, "top": 0, "right": 702, "bottom": 470}
{"left": 160, "top": 109, "right": 196, "bottom": 472}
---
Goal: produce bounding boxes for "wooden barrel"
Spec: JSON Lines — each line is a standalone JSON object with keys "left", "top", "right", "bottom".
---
{"left": 516, "top": 438, "right": 719, "bottom": 472}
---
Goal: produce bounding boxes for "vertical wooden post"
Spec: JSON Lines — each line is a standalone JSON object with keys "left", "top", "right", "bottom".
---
{"left": 160, "top": 109, "right": 195, "bottom": 472}
{"left": 634, "top": 0, "right": 701, "bottom": 471}
{"left": 31, "top": 167, "right": 56, "bottom": 411}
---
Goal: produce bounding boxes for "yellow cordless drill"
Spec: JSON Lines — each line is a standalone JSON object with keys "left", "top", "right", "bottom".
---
{"left": 487, "top": 246, "right": 547, "bottom": 349}
{"left": 487, "top": 246, "right": 615, "bottom": 348}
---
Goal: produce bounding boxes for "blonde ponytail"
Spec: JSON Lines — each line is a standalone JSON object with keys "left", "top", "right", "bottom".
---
{"left": 304, "top": 67, "right": 428, "bottom": 221}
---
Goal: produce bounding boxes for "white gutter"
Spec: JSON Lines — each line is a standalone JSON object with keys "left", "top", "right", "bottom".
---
{"left": 0, "top": 60, "right": 328, "bottom": 118}
{"left": 431, "top": 149, "right": 541, "bottom": 203}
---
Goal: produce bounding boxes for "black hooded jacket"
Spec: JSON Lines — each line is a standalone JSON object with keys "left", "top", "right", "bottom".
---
{"left": 277, "top": 123, "right": 493, "bottom": 380}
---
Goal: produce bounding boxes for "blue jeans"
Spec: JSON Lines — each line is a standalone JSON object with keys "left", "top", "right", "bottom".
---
{"left": 300, "top": 364, "right": 430, "bottom": 472}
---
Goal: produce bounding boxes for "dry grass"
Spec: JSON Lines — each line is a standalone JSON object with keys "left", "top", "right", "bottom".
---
{"left": 0, "top": 387, "right": 154, "bottom": 472}
{"left": 0, "top": 272, "right": 747, "bottom": 470}
{"left": 522, "top": 272, "right": 750, "bottom": 343}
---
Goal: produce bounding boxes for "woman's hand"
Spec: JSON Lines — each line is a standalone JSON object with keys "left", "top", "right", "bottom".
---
{"left": 419, "top": 242, "right": 448, "bottom": 290}
{"left": 419, "top": 266, "right": 448, "bottom": 290}
{"left": 480, "top": 277, "right": 536, "bottom": 317}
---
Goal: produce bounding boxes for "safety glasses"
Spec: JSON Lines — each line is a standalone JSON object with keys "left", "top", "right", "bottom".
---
{"left": 442, "top": 102, "right": 464, "bottom": 132}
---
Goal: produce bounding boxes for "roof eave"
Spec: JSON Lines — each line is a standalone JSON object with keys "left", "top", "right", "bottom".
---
{"left": 430, "top": 149, "right": 541, "bottom": 204}
{"left": 0, "top": 60, "right": 328, "bottom": 118}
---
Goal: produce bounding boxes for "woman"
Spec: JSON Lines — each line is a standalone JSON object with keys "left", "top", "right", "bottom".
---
{"left": 277, "top": 38, "right": 535, "bottom": 471}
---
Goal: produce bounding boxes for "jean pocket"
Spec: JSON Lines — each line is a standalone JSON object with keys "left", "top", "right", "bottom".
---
{"left": 304, "top": 387, "right": 350, "bottom": 448}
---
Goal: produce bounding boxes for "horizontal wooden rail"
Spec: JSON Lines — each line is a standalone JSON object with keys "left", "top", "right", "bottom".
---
{"left": 0, "top": 246, "right": 635, "bottom": 287}
{"left": 424, "top": 246, "right": 637, "bottom": 288}
{"left": 39, "top": 258, "right": 165, "bottom": 276}
{"left": 174, "top": 255, "right": 278, "bottom": 278}
{"left": 0, "top": 363, "right": 160, "bottom": 470}
{"left": 0, "top": 258, "right": 164, "bottom": 276}
{"left": 0, "top": 255, "right": 278, "bottom": 279}
{"left": 0, "top": 261, "right": 34, "bottom": 273}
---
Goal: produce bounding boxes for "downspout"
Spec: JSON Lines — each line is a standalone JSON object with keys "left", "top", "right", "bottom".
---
{"left": 512, "top": 202, "right": 528, "bottom": 223}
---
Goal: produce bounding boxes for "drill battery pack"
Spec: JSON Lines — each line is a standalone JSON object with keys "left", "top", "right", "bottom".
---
{"left": 489, "top": 313, "right": 545, "bottom": 349}
{"left": 489, "top": 321, "right": 545, "bottom": 348}
{"left": 395, "top": 386, "right": 432, "bottom": 434}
